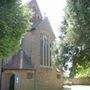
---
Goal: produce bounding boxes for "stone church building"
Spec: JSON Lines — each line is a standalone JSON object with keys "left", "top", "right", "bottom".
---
{"left": 1, "top": 0, "right": 63, "bottom": 90}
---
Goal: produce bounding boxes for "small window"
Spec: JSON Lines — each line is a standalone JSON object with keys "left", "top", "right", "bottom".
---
{"left": 57, "top": 74, "right": 61, "bottom": 79}
{"left": 27, "top": 73, "right": 33, "bottom": 79}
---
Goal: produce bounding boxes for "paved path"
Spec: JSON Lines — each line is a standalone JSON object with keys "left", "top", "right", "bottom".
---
{"left": 62, "top": 85, "right": 90, "bottom": 90}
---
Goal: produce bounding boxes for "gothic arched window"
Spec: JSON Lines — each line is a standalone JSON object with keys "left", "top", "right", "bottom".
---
{"left": 40, "top": 35, "right": 51, "bottom": 67}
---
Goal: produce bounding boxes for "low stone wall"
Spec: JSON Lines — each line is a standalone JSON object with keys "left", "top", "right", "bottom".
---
{"left": 70, "top": 77, "right": 90, "bottom": 85}
{"left": 35, "top": 67, "right": 64, "bottom": 90}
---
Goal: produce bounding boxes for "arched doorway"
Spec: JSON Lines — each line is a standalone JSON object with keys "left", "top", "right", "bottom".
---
{"left": 9, "top": 74, "right": 15, "bottom": 90}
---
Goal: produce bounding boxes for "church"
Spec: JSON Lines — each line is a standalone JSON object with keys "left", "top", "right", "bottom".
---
{"left": 1, "top": 0, "right": 63, "bottom": 90}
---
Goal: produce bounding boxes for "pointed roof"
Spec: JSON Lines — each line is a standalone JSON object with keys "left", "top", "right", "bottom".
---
{"left": 27, "top": 0, "right": 55, "bottom": 38}
{"left": 3, "top": 50, "right": 34, "bottom": 70}
{"left": 37, "top": 17, "right": 55, "bottom": 39}
{"left": 27, "top": 0, "right": 43, "bottom": 28}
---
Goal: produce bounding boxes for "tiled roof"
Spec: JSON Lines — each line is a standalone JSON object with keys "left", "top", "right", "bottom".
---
{"left": 3, "top": 49, "right": 34, "bottom": 70}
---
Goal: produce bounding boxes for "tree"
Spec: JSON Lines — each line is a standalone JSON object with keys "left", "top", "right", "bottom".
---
{"left": 56, "top": 0, "right": 90, "bottom": 78}
{"left": 52, "top": 40, "right": 64, "bottom": 67}
{"left": 0, "top": 0, "right": 32, "bottom": 58}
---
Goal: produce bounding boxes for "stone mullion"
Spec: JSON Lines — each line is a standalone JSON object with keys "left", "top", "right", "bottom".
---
{"left": 47, "top": 41, "right": 49, "bottom": 66}
{"left": 48, "top": 42, "right": 50, "bottom": 66}
{"left": 42, "top": 36, "right": 45, "bottom": 66}
{"left": 45, "top": 39, "right": 47, "bottom": 66}
{"left": 50, "top": 43, "right": 52, "bottom": 66}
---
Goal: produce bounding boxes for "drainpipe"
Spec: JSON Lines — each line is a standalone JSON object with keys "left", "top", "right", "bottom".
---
{"left": 34, "top": 69, "right": 36, "bottom": 90}
{"left": 20, "top": 49, "right": 23, "bottom": 69}
{"left": 0, "top": 59, "right": 3, "bottom": 90}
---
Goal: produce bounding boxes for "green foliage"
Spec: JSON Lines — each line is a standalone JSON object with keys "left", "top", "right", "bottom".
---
{"left": 57, "top": 0, "right": 90, "bottom": 77}
{"left": 52, "top": 41, "right": 64, "bottom": 67}
{"left": 75, "top": 66, "right": 90, "bottom": 78}
{"left": 0, "top": 0, "right": 32, "bottom": 58}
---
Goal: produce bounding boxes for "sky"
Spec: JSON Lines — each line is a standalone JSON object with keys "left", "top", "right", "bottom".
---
{"left": 22, "top": 0, "right": 66, "bottom": 37}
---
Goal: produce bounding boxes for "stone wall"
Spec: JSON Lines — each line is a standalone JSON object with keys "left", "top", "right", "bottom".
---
{"left": 21, "top": 22, "right": 64, "bottom": 90}
{"left": 1, "top": 70, "right": 35, "bottom": 90}
{"left": 35, "top": 66, "right": 64, "bottom": 90}
{"left": 70, "top": 78, "right": 90, "bottom": 85}
{"left": 1, "top": 69, "right": 63, "bottom": 90}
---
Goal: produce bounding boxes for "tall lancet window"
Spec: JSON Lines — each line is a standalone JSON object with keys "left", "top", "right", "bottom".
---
{"left": 50, "top": 43, "right": 52, "bottom": 66}
{"left": 40, "top": 35, "right": 51, "bottom": 67}
{"left": 40, "top": 38, "right": 43, "bottom": 65}
{"left": 44, "top": 38, "right": 46, "bottom": 66}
